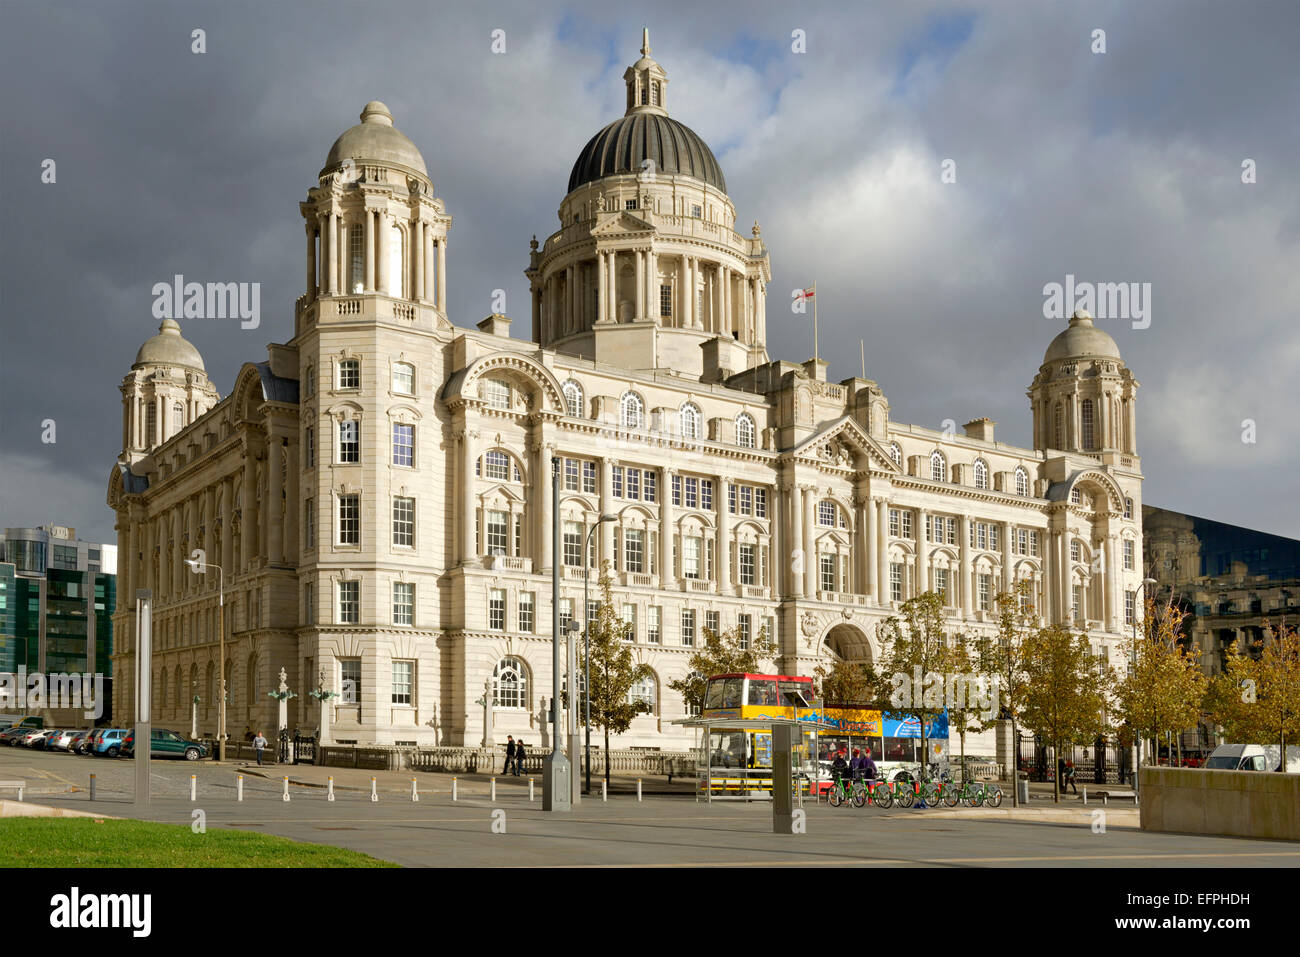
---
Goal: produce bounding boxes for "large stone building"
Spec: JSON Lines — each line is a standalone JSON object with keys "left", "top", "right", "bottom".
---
{"left": 108, "top": 35, "right": 1145, "bottom": 750}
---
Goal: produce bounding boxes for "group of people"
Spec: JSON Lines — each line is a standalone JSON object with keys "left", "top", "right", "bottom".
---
{"left": 830, "top": 747, "right": 878, "bottom": 783}
{"left": 502, "top": 735, "right": 528, "bottom": 776}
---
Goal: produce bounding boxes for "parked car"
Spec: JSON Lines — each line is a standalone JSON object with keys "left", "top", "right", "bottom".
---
{"left": 69, "top": 731, "right": 93, "bottom": 754}
{"left": 47, "top": 730, "right": 81, "bottom": 752}
{"left": 122, "top": 728, "right": 208, "bottom": 761}
{"left": 22, "top": 729, "right": 60, "bottom": 748}
{"left": 0, "top": 726, "right": 35, "bottom": 745}
{"left": 89, "top": 729, "right": 131, "bottom": 757}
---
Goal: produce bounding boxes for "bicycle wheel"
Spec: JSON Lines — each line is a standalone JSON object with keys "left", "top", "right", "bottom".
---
{"left": 941, "top": 784, "right": 959, "bottom": 807}
{"left": 895, "top": 783, "right": 915, "bottom": 808}
{"left": 964, "top": 788, "right": 981, "bottom": 808}
{"left": 872, "top": 782, "right": 893, "bottom": 808}
{"left": 829, "top": 784, "right": 843, "bottom": 807}
{"left": 984, "top": 785, "right": 1003, "bottom": 808}
{"left": 852, "top": 783, "right": 867, "bottom": 808}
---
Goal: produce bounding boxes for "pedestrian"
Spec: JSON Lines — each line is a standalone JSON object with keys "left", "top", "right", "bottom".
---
{"left": 860, "top": 747, "right": 878, "bottom": 785}
{"left": 252, "top": 729, "right": 267, "bottom": 767}
{"left": 514, "top": 739, "right": 526, "bottom": 776}
{"left": 504, "top": 735, "right": 516, "bottom": 774}
{"left": 1064, "top": 760, "right": 1078, "bottom": 794}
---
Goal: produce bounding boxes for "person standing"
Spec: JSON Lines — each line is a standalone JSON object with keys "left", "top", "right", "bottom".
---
{"left": 504, "top": 735, "right": 516, "bottom": 775}
{"left": 514, "top": 739, "right": 526, "bottom": 776}
{"left": 252, "top": 730, "right": 267, "bottom": 767}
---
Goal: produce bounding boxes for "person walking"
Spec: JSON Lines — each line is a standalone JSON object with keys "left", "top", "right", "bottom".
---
{"left": 514, "top": 739, "right": 526, "bottom": 776}
{"left": 504, "top": 735, "right": 516, "bottom": 775}
{"left": 252, "top": 730, "right": 267, "bottom": 767}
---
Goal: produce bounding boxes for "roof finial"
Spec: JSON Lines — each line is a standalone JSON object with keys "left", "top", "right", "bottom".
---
{"left": 641, "top": 27, "right": 650, "bottom": 57}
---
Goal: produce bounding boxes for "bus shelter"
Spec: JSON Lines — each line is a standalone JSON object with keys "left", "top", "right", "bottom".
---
{"left": 673, "top": 715, "right": 835, "bottom": 803}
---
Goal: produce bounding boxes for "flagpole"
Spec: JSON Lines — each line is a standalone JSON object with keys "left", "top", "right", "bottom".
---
{"left": 813, "top": 281, "right": 819, "bottom": 360}
{"left": 860, "top": 339, "right": 865, "bottom": 378}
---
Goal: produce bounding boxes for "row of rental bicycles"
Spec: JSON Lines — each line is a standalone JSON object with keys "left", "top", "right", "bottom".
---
{"left": 823, "top": 773, "right": 1004, "bottom": 809}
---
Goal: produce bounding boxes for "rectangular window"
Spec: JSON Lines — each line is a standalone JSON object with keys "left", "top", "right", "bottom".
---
{"left": 612, "top": 466, "right": 624, "bottom": 498}
{"left": 1071, "top": 542, "right": 1082, "bottom": 563}
{"left": 621, "top": 603, "right": 636, "bottom": 641}
{"left": 643, "top": 470, "right": 656, "bottom": 503}
{"left": 348, "top": 227, "right": 364, "bottom": 293}
{"left": 392, "top": 496, "right": 415, "bottom": 547}
{"left": 701, "top": 479, "right": 713, "bottom": 511}
{"left": 489, "top": 589, "right": 506, "bottom": 631}
{"left": 624, "top": 529, "right": 644, "bottom": 573}
{"left": 392, "top": 363, "right": 415, "bottom": 395}
{"left": 393, "top": 582, "right": 414, "bottom": 626}
{"left": 626, "top": 469, "right": 640, "bottom": 501}
{"left": 681, "top": 609, "right": 695, "bottom": 646}
{"left": 978, "top": 574, "right": 992, "bottom": 611}
{"left": 739, "top": 544, "right": 755, "bottom": 586}
{"left": 977, "top": 523, "right": 988, "bottom": 550}
{"left": 1072, "top": 584, "right": 1083, "bottom": 623}
{"left": 901, "top": 511, "right": 913, "bottom": 539}
{"left": 305, "top": 498, "right": 316, "bottom": 549}
{"left": 559, "top": 598, "right": 573, "bottom": 633}
{"left": 706, "top": 610, "right": 720, "bottom": 636}
{"left": 337, "top": 359, "right": 359, "bottom": 390}
{"left": 682, "top": 537, "right": 701, "bottom": 579}
{"left": 483, "top": 450, "right": 509, "bottom": 480}
{"left": 660, "top": 283, "right": 672, "bottom": 318}
{"left": 739, "top": 614, "right": 751, "bottom": 650}
{"left": 564, "top": 458, "right": 580, "bottom": 491}
{"left": 671, "top": 474, "right": 682, "bottom": 506}
{"left": 820, "top": 553, "right": 836, "bottom": 593}
{"left": 583, "top": 460, "right": 597, "bottom": 493}
{"left": 304, "top": 582, "right": 314, "bottom": 625}
{"left": 340, "top": 658, "right": 361, "bottom": 703}
{"left": 338, "top": 581, "right": 359, "bottom": 624}
{"left": 684, "top": 477, "right": 698, "bottom": 509}
{"left": 740, "top": 485, "right": 753, "bottom": 516}
{"left": 305, "top": 427, "right": 315, "bottom": 467}
{"left": 338, "top": 494, "right": 360, "bottom": 545}
{"left": 1125, "top": 590, "right": 1135, "bottom": 626}
{"left": 935, "top": 567, "right": 949, "bottom": 603}
{"left": 519, "top": 592, "right": 534, "bottom": 633}
{"left": 1123, "top": 539, "right": 1135, "bottom": 570}
{"left": 691, "top": 203, "right": 702, "bottom": 218}
{"left": 338, "top": 420, "right": 359, "bottom": 463}
{"left": 486, "top": 510, "right": 508, "bottom": 555}
{"left": 729, "top": 484, "right": 738, "bottom": 515}
{"left": 1029, "top": 531, "right": 1040, "bottom": 558}
{"left": 890, "top": 562, "right": 903, "bottom": 602}
{"left": 563, "top": 521, "right": 583, "bottom": 567}
{"left": 755, "top": 487, "right": 767, "bottom": 518}
{"left": 625, "top": 198, "right": 638, "bottom": 210}
{"left": 483, "top": 379, "right": 511, "bottom": 409}
{"left": 648, "top": 606, "right": 661, "bottom": 644}
{"left": 889, "top": 509, "right": 900, "bottom": 537}
{"left": 391, "top": 660, "right": 413, "bottom": 705}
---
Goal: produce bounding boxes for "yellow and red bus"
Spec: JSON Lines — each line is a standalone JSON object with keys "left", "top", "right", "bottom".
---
{"left": 696, "top": 673, "right": 821, "bottom": 797}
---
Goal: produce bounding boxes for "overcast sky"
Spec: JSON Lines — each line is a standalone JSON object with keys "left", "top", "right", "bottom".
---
{"left": 2, "top": 0, "right": 1298, "bottom": 546}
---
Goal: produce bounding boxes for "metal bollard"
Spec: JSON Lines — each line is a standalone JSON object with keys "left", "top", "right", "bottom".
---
{"left": 370, "top": 777, "right": 378, "bottom": 803}
{"left": 1082, "top": 787, "right": 1087, "bottom": 806}
{"left": 490, "top": 777, "right": 496, "bottom": 802}
{"left": 637, "top": 778, "right": 642, "bottom": 802}
{"left": 282, "top": 776, "right": 291, "bottom": 802}
{"left": 602, "top": 780, "right": 607, "bottom": 802}
{"left": 190, "top": 775, "right": 197, "bottom": 801}
{"left": 327, "top": 776, "right": 335, "bottom": 802}
{"left": 237, "top": 775, "right": 244, "bottom": 802}
{"left": 452, "top": 777, "right": 458, "bottom": 801}
{"left": 89, "top": 773, "right": 96, "bottom": 802}
{"left": 529, "top": 777, "right": 535, "bottom": 802}
{"left": 411, "top": 778, "right": 419, "bottom": 802}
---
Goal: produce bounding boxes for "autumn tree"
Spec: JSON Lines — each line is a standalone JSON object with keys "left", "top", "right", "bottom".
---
{"left": 813, "top": 657, "right": 873, "bottom": 708}
{"left": 1205, "top": 620, "right": 1300, "bottom": 768}
{"left": 972, "top": 580, "right": 1036, "bottom": 804}
{"left": 1021, "top": 623, "right": 1110, "bottom": 803}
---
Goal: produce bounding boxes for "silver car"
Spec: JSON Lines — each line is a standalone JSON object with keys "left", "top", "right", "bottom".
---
{"left": 48, "top": 729, "right": 82, "bottom": 752}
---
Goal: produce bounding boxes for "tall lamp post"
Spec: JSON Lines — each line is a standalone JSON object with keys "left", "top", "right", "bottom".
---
{"left": 543, "top": 457, "right": 571, "bottom": 811}
{"left": 1131, "top": 576, "right": 1158, "bottom": 791}
{"left": 185, "top": 553, "right": 226, "bottom": 762}
{"left": 583, "top": 514, "right": 618, "bottom": 796}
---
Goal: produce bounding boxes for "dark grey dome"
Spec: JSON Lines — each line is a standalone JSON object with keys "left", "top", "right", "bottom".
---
{"left": 568, "top": 112, "right": 726, "bottom": 194}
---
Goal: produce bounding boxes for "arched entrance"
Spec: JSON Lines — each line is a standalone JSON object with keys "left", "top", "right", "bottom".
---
{"left": 822, "top": 623, "right": 873, "bottom": 665}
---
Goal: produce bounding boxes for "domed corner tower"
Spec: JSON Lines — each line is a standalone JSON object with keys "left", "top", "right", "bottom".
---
{"left": 526, "top": 29, "right": 771, "bottom": 380}
{"left": 297, "top": 100, "right": 453, "bottom": 342}
{"left": 1029, "top": 309, "right": 1140, "bottom": 462}
{"left": 120, "top": 319, "right": 220, "bottom": 465}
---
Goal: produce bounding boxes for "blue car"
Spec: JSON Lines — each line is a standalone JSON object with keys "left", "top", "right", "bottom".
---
{"left": 88, "top": 728, "right": 131, "bottom": 757}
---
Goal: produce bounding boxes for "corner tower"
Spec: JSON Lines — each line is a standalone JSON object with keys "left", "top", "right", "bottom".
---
{"left": 119, "top": 319, "right": 219, "bottom": 465}
{"left": 527, "top": 31, "right": 771, "bottom": 380}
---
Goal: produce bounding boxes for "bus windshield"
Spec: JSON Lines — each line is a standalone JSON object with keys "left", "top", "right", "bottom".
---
{"left": 704, "top": 677, "right": 744, "bottom": 710}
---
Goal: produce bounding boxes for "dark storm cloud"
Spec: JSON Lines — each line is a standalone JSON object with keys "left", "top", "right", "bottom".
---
{"left": 2, "top": 0, "right": 1297, "bottom": 545}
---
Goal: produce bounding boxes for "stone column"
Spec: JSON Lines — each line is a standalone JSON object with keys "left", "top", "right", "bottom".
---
{"left": 660, "top": 468, "right": 674, "bottom": 588}
{"left": 424, "top": 227, "right": 434, "bottom": 301}
{"left": 607, "top": 251, "right": 617, "bottom": 322}
{"left": 1001, "top": 521, "right": 1013, "bottom": 595}
{"left": 413, "top": 221, "right": 424, "bottom": 301}
{"left": 1106, "top": 533, "right": 1121, "bottom": 632}
{"left": 267, "top": 438, "right": 284, "bottom": 565}
{"left": 599, "top": 459, "right": 615, "bottom": 569}
{"left": 1126, "top": 398, "right": 1137, "bottom": 454}
{"left": 437, "top": 237, "right": 447, "bottom": 313}
{"left": 717, "top": 476, "right": 731, "bottom": 593}
{"left": 771, "top": 482, "right": 783, "bottom": 595}
{"left": 789, "top": 484, "right": 804, "bottom": 598}
{"left": 284, "top": 441, "right": 298, "bottom": 564}
{"left": 757, "top": 279, "right": 767, "bottom": 346}
{"left": 596, "top": 252, "right": 608, "bottom": 326}
{"left": 375, "top": 211, "right": 388, "bottom": 294}
{"left": 876, "top": 499, "right": 889, "bottom": 604}
{"left": 1060, "top": 528, "right": 1073, "bottom": 624}
{"left": 364, "top": 210, "right": 375, "bottom": 292}
{"left": 635, "top": 249, "right": 645, "bottom": 320}
{"left": 959, "top": 515, "right": 973, "bottom": 616}
{"left": 240, "top": 457, "right": 255, "bottom": 568}
{"left": 461, "top": 430, "right": 477, "bottom": 564}
{"left": 864, "top": 493, "right": 877, "bottom": 600}
{"left": 917, "top": 509, "right": 930, "bottom": 600}
{"left": 305, "top": 222, "right": 317, "bottom": 303}
{"left": 646, "top": 247, "right": 657, "bottom": 320}
{"left": 686, "top": 258, "right": 698, "bottom": 328}
{"left": 220, "top": 479, "right": 234, "bottom": 577}
{"left": 802, "top": 486, "right": 817, "bottom": 597}
{"left": 328, "top": 213, "right": 339, "bottom": 295}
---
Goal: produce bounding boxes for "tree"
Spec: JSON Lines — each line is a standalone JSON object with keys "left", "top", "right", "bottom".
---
{"left": 1113, "top": 596, "right": 1204, "bottom": 772}
{"left": 973, "top": 580, "right": 1036, "bottom": 804}
{"left": 813, "top": 657, "right": 873, "bottom": 708}
{"left": 667, "top": 618, "right": 774, "bottom": 715}
{"left": 870, "top": 591, "right": 956, "bottom": 779}
{"left": 579, "top": 564, "right": 653, "bottom": 786}
{"left": 1205, "top": 620, "right": 1300, "bottom": 768}
{"left": 1021, "top": 623, "right": 1109, "bottom": 803}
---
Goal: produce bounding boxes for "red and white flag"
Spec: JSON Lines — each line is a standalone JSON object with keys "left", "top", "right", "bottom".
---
{"left": 797, "top": 286, "right": 816, "bottom": 301}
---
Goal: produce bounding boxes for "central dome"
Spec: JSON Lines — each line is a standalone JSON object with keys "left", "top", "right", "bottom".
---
{"left": 134, "top": 319, "right": 205, "bottom": 372}
{"left": 1044, "top": 310, "right": 1122, "bottom": 364}
{"left": 568, "top": 112, "right": 726, "bottom": 194}
{"left": 322, "top": 101, "right": 427, "bottom": 178}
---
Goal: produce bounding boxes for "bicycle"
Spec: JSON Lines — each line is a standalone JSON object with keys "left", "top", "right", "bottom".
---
{"left": 868, "top": 777, "right": 914, "bottom": 809}
{"left": 963, "top": 779, "right": 1004, "bottom": 808}
{"left": 826, "top": 773, "right": 867, "bottom": 808}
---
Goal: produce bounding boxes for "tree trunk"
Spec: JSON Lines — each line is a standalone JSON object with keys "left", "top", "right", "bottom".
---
{"left": 604, "top": 724, "right": 611, "bottom": 787}
{"left": 1011, "top": 717, "right": 1020, "bottom": 807}
{"left": 1053, "top": 740, "right": 1060, "bottom": 804}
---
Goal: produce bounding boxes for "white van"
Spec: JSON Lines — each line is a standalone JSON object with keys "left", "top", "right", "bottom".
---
{"left": 1205, "top": 743, "right": 1300, "bottom": 774}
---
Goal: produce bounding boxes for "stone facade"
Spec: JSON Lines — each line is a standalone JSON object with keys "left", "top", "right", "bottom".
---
{"left": 107, "top": 36, "right": 1145, "bottom": 750}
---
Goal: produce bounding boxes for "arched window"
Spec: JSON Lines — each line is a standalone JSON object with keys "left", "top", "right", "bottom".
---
{"left": 481, "top": 378, "right": 511, "bottom": 410}
{"left": 1070, "top": 487, "right": 1082, "bottom": 505}
{"left": 1015, "top": 467, "right": 1030, "bottom": 497}
{"left": 679, "top": 402, "right": 701, "bottom": 439}
{"left": 1124, "top": 496, "right": 1134, "bottom": 519}
{"left": 628, "top": 673, "right": 657, "bottom": 714}
{"left": 736, "top": 413, "right": 756, "bottom": 449}
{"left": 385, "top": 223, "right": 404, "bottom": 298}
{"left": 930, "top": 451, "right": 946, "bottom": 482}
{"left": 492, "top": 657, "right": 527, "bottom": 710}
{"left": 973, "top": 459, "right": 989, "bottom": 490}
{"left": 817, "top": 500, "right": 838, "bottom": 527}
{"left": 1081, "top": 398, "right": 1095, "bottom": 450}
{"left": 562, "top": 380, "right": 584, "bottom": 418}
{"left": 621, "top": 391, "right": 644, "bottom": 429}
{"left": 172, "top": 402, "right": 185, "bottom": 434}
{"left": 483, "top": 450, "right": 510, "bottom": 481}
{"left": 889, "top": 442, "right": 903, "bottom": 468}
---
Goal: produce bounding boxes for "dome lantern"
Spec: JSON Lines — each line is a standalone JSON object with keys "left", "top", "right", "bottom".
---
{"left": 624, "top": 28, "right": 669, "bottom": 117}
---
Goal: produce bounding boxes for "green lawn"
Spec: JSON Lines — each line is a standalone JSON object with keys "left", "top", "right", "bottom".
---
{"left": 0, "top": 818, "right": 399, "bottom": 868}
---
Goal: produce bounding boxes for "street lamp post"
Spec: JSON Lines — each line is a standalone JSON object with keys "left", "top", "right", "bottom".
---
{"left": 583, "top": 514, "right": 617, "bottom": 796}
{"left": 543, "top": 457, "right": 571, "bottom": 811}
{"left": 1131, "top": 576, "right": 1158, "bottom": 792}
{"left": 186, "top": 553, "right": 225, "bottom": 762}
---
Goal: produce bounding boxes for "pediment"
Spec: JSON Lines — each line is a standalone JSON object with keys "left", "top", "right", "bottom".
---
{"left": 590, "top": 211, "right": 655, "bottom": 238}
{"left": 787, "top": 416, "right": 900, "bottom": 472}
